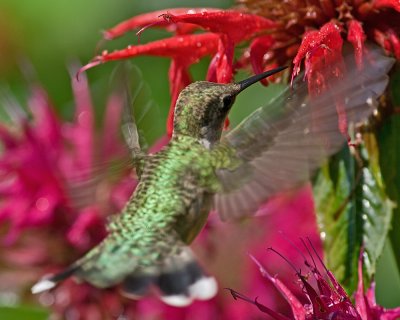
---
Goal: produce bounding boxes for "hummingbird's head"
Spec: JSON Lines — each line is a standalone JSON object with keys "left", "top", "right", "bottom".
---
{"left": 172, "top": 66, "right": 287, "bottom": 147}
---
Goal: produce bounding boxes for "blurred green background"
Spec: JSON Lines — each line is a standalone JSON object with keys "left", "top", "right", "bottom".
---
{"left": 0, "top": 0, "right": 399, "bottom": 319}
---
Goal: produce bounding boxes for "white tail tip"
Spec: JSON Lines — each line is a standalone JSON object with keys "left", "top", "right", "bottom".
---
{"left": 189, "top": 276, "right": 218, "bottom": 300}
{"left": 161, "top": 276, "right": 218, "bottom": 307}
{"left": 161, "top": 294, "right": 193, "bottom": 307}
{"left": 31, "top": 279, "right": 56, "bottom": 294}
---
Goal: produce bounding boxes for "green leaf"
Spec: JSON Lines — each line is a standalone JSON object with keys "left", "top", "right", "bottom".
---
{"left": 361, "top": 146, "right": 394, "bottom": 278}
{"left": 314, "top": 145, "right": 393, "bottom": 293}
{"left": 377, "top": 65, "right": 400, "bottom": 275}
{"left": 377, "top": 114, "right": 400, "bottom": 274}
{"left": 0, "top": 306, "right": 48, "bottom": 320}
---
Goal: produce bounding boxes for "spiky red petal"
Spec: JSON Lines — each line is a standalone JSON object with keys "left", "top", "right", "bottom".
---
{"left": 373, "top": 0, "right": 400, "bottom": 12}
{"left": 103, "top": 8, "right": 220, "bottom": 40}
{"left": 347, "top": 20, "right": 367, "bottom": 68}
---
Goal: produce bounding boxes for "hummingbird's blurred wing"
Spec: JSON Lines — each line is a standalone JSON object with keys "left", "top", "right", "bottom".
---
{"left": 214, "top": 47, "right": 394, "bottom": 221}
{"left": 110, "top": 63, "right": 148, "bottom": 176}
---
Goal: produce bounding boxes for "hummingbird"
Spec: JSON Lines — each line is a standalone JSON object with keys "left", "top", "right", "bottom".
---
{"left": 31, "top": 48, "right": 393, "bottom": 307}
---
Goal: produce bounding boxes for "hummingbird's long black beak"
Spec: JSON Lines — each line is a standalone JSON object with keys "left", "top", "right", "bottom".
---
{"left": 237, "top": 66, "right": 288, "bottom": 92}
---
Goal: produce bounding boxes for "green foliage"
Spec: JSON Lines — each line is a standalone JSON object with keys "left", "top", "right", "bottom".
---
{"left": 314, "top": 144, "right": 393, "bottom": 293}
{"left": 0, "top": 306, "right": 48, "bottom": 320}
{"left": 378, "top": 67, "right": 400, "bottom": 277}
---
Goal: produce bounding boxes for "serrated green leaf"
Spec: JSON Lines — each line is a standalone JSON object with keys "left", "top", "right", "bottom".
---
{"left": 361, "top": 159, "right": 394, "bottom": 278}
{"left": 314, "top": 145, "right": 393, "bottom": 293}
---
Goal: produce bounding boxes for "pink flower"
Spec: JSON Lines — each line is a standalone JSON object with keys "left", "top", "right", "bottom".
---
{"left": 0, "top": 72, "right": 132, "bottom": 250}
{"left": 228, "top": 247, "right": 400, "bottom": 320}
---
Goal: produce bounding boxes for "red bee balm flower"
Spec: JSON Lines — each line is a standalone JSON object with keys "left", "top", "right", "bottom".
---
{"left": 81, "top": 9, "right": 277, "bottom": 136}
{"left": 81, "top": 2, "right": 398, "bottom": 138}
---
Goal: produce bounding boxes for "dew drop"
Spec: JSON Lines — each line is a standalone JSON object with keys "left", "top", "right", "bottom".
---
{"left": 362, "top": 199, "right": 371, "bottom": 209}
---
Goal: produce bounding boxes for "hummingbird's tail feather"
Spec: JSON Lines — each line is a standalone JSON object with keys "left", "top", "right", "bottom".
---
{"left": 120, "top": 246, "right": 218, "bottom": 307}
{"left": 31, "top": 240, "right": 218, "bottom": 307}
{"left": 31, "top": 264, "right": 80, "bottom": 294}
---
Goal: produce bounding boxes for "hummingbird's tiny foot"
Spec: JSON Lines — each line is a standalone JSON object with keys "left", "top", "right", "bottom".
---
{"left": 31, "top": 278, "right": 56, "bottom": 294}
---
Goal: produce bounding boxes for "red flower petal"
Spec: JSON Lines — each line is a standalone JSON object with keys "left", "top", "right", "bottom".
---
{"left": 206, "top": 36, "right": 235, "bottom": 83}
{"left": 373, "top": 29, "right": 393, "bottom": 54}
{"left": 347, "top": 20, "right": 366, "bottom": 68}
{"left": 67, "top": 207, "right": 106, "bottom": 251}
{"left": 0, "top": 124, "right": 18, "bottom": 148}
{"left": 70, "top": 70, "right": 95, "bottom": 176}
{"left": 103, "top": 8, "right": 220, "bottom": 40}
{"left": 373, "top": 0, "right": 400, "bottom": 12}
{"left": 80, "top": 33, "right": 220, "bottom": 137}
{"left": 249, "top": 35, "right": 275, "bottom": 86}
{"left": 102, "top": 94, "right": 125, "bottom": 159}
{"left": 388, "top": 29, "right": 400, "bottom": 59}
{"left": 292, "top": 22, "right": 344, "bottom": 93}
{"left": 83, "top": 33, "right": 219, "bottom": 66}
{"left": 249, "top": 255, "right": 307, "bottom": 320}
{"left": 167, "top": 60, "right": 193, "bottom": 136}
{"left": 355, "top": 251, "right": 400, "bottom": 320}
{"left": 355, "top": 252, "right": 370, "bottom": 319}
{"left": 160, "top": 11, "right": 277, "bottom": 43}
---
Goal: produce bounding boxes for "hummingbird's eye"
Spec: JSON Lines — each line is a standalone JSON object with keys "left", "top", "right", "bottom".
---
{"left": 222, "top": 95, "right": 235, "bottom": 110}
